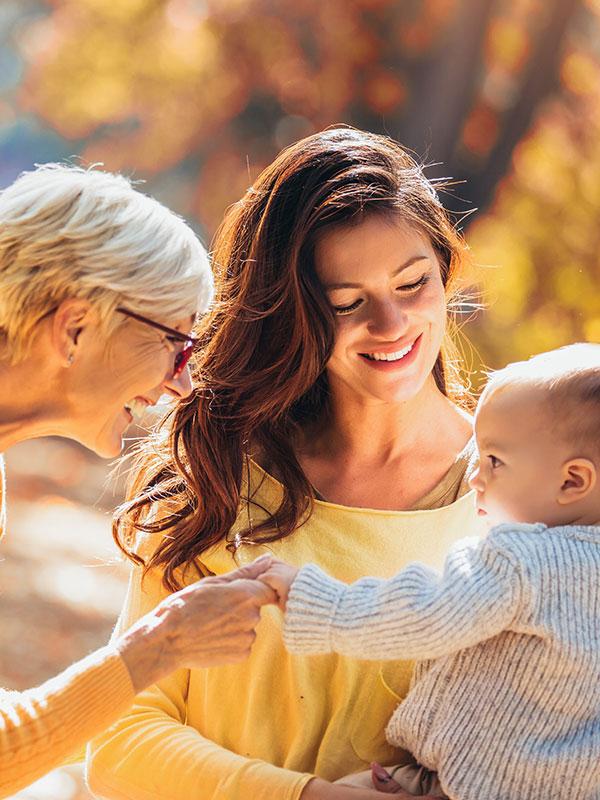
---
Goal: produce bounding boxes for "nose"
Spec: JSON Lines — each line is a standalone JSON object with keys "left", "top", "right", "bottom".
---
{"left": 468, "top": 463, "right": 484, "bottom": 492}
{"left": 164, "top": 364, "right": 193, "bottom": 400}
{"left": 366, "top": 298, "right": 409, "bottom": 340}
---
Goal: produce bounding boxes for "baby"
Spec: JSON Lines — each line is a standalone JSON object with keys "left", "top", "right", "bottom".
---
{"left": 260, "top": 343, "right": 600, "bottom": 800}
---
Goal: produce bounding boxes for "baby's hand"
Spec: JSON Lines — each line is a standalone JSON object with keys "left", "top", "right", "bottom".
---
{"left": 258, "top": 559, "right": 299, "bottom": 611}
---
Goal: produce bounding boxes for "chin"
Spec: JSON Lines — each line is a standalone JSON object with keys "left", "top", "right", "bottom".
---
{"left": 367, "top": 374, "right": 431, "bottom": 405}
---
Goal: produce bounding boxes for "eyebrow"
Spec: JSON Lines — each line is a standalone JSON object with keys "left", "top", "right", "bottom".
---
{"left": 323, "top": 255, "right": 432, "bottom": 290}
{"left": 478, "top": 439, "right": 505, "bottom": 453}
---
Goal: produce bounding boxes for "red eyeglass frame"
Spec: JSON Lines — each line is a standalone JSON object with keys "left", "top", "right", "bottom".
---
{"left": 116, "top": 307, "right": 199, "bottom": 378}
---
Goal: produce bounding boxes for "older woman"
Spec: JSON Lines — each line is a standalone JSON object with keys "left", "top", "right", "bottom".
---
{"left": 87, "top": 128, "right": 486, "bottom": 800}
{"left": 0, "top": 164, "right": 275, "bottom": 798}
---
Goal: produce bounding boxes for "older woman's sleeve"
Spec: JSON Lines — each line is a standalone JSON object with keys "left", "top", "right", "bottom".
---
{"left": 86, "top": 560, "right": 313, "bottom": 800}
{"left": 0, "top": 451, "right": 135, "bottom": 799}
{"left": 0, "top": 650, "right": 134, "bottom": 799}
{"left": 284, "top": 536, "right": 523, "bottom": 662}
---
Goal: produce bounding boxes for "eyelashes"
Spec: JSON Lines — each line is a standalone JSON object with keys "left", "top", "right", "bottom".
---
{"left": 334, "top": 298, "right": 363, "bottom": 315}
{"left": 332, "top": 274, "right": 430, "bottom": 316}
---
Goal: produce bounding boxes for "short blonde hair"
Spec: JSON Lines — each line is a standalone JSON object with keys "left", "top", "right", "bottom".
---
{"left": 0, "top": 163, "right": 213, "bottom": 361}
{"left": 484, "top": 343, "right": 600, "bottom": 457}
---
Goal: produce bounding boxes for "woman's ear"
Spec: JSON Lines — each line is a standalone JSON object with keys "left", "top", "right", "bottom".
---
{"left": 51, "top": 298, "right": 93, "bottom": 366}
{"left": 557, "top": 458, "right": 597, "bottom": 505}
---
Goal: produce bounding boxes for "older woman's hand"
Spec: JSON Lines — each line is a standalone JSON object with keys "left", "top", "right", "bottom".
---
{"left": 116, "top": 555, "right": 277, "bottom": 692}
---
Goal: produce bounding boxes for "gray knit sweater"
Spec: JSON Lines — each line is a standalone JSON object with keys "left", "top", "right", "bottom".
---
{"left": 284, "top": 522, "right": 600, "bottom": 800}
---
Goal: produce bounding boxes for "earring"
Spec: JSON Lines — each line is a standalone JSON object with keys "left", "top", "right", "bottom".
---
{"left": 67, "top": 353, "right": 74, "bottom": 366}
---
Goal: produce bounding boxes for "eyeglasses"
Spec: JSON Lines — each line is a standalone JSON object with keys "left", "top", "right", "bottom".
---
{"left": 116, "top": 307, "right": 199, "bottom": 378}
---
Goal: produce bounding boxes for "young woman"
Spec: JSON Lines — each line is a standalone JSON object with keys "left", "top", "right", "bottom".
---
{"left": 87, "top": 128, "right": 485, "bottom": 800}
{"left": 0, "top": 164, "right": 275, "bottom": 798}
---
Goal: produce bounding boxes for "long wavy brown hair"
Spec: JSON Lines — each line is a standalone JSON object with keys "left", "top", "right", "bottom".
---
{"left": 115, "top": 127, "right": 473, "bottom": 590}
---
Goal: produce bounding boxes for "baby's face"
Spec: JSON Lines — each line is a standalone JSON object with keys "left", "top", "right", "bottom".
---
{"left": 470, "top": 384, "right": 573, "bottom": 528}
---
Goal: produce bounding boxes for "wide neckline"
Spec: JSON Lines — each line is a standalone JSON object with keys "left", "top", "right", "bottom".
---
{"left": 248, "top": 458, "right": 477, "bottom": 518}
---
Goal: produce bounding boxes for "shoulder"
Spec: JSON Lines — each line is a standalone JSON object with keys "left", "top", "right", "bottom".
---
{"left": 483, "top": 522, "right": 552, "bottom": 565}
{"left": 446, "top": 523, "right": 546, "bottom": 566}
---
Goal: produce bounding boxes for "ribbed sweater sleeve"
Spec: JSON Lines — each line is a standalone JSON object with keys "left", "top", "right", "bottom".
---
{"left": 284, "top": 537, "right": 522, "bottom": 661}
{"left": 0, "top": 644, "right": 134, "bottom": 798}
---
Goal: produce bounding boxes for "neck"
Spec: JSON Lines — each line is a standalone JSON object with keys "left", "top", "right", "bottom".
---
{"left": 0, "top": 350, "right": 67, "bottom": 451}
{"left": 566, "top": 509, "right": 600, "bottom": 527}
{"left": 306, "top": 376, "right": 471, "bottom": 466}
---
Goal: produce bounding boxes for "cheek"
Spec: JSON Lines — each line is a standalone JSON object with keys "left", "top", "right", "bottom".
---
{"left": 420, "top": 278, "right": 447, "bottom": 325}
{"left": 108, "top": 342, "right": 170, "bottom": 397}
{"left": 329, "top": 316, "right": 357, "bottom": 359}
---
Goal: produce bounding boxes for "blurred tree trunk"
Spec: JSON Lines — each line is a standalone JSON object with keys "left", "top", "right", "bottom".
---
{"left": 400, "top": 0, "right": 497, "bottom": 169}
{"left": 459, "top": 0, "right": 582, "bottom": 220}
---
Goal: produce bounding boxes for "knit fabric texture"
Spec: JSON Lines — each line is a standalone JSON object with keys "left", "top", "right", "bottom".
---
{"left": 284, "top": 522, "right": 600, "bottom": 800}
{"left": 0, "top": 454, "right": 136, "bottom": 797}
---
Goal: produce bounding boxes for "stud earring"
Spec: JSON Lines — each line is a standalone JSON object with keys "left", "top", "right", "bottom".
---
{"left": 67, "top": 353, "right": 74, "bottom": 366}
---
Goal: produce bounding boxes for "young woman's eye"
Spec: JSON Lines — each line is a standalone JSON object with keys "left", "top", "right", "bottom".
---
{"left": 333, "top": 299, "right": 363, "bottom": 315}
{"left": 489, "top": 455, "right": 502, "bottom": 469}
{"left": 397, "top": 274, "right": 429, "bottom": 293}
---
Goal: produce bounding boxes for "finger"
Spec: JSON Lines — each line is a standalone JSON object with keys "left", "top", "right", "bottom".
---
{"left": 370, "top": 763, "right": 404, "bottom": 794}
{"left": 220, "top": 554, "right": 273, "bottom": 582}
{"left": 234, "top": 577, "right": 278, "bottom": 605}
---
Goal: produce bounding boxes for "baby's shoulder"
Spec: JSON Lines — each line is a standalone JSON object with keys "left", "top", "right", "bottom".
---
{"left": 477, "top": 522, "right": 549, "bottom": 566}
{"left": 483, "top": 522, "right": 597, "bottom": 570}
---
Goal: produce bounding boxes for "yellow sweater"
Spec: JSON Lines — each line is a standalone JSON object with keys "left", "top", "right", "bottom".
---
{"left": 87, "top": 460, "right": 485, "bottom": 800}
{"left": 0, "top": 455, "right": 136, "bottom": 799}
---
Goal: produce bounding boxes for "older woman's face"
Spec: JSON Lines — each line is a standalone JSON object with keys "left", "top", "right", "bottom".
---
{"left": 314, "top": 215, "right": 447, "bottom": 406}
{"left": 66, "top": 312, "right": 195, "bottom": 457}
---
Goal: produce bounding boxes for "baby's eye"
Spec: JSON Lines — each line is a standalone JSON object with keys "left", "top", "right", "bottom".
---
{"left": 489, "top": 455, "right": 502, "bottom": 469}
{"left": 333, "top": 299, "right": 363, "bottom": 315}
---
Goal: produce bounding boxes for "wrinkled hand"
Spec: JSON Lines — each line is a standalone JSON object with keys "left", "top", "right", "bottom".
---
{"left": 118, "top": 555, "right": 278, "bottom": 691}
{"left": 258, "top": 557, "right": 299, "bottom": 610}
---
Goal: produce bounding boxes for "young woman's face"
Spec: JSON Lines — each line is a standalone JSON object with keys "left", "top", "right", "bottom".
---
{"left": 66, "top": 312, "right": 195, "bottom": 457}
{"left": 314, "top": 215, "right": 447, "bottom": 405}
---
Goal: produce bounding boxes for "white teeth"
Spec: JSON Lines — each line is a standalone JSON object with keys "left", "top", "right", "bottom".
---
{"left": 124, "top": 398, "right": 148, "bottom": 419}
{"left": 364, "top": 343, "right": 414, "bottom": 362}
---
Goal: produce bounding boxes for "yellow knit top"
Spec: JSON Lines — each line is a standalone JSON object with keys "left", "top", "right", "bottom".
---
{"left": 87, "top": 457, "right": 485, "bottom": 800}
{"left": 0, "top": 455, "right": 136, "bottom": 800}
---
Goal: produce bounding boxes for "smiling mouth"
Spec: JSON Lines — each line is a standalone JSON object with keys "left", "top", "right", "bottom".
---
{"left": 359, "top": 336, "right": 419, "bottom": 362}
{"left": 123, "top": 397, "right": 152, "bottom": 421}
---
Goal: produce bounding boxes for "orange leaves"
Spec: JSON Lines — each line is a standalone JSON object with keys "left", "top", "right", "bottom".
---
{"left": 467, "top": 93, "right": 600, "bottom": 366}
{"left": 461, "top": 103, "right": 500, "bottom": 158}
{"left": 14, "top": 0, "right": 600, "bottom": 371}
{"left": 561, "top": 51, "right": 600, "bottom": 97}
{"left": 485, "top": 18, "right": 530, "bottom": 74}
{"left": 363, "top": 69, "right": 407, "bottom": 115}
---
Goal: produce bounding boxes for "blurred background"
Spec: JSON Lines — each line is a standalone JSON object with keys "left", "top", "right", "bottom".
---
{"left": 1, "top": 0, "right": 599, "bottom": 796}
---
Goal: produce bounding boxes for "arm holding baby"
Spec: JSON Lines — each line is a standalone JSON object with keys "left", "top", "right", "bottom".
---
{"left": 259, "top": 534, "right": 522, "bottom": 662}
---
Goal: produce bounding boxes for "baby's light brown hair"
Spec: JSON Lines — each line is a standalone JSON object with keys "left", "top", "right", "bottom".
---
{"left": 482, "top": 343, "right": 600, "bottom": 461}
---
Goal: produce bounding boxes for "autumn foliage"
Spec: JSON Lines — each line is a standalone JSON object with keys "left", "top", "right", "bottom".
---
{"left": 15, "top": 0, "right": 600, "bottom": 368}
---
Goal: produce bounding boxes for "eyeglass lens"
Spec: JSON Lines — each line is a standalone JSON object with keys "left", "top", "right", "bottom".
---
{"left": 173, "top": 341, "right": 194, "bottom": 377}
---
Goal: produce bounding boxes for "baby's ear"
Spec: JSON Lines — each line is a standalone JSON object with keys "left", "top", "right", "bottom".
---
{"left": 557, "top": 458, "right": 597, "bottom": 505}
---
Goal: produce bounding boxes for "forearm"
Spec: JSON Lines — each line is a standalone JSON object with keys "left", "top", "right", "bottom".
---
{"left": 284, "top": 553, "right": 519, "bottom": 661}
{"left": 88, "top": 689, "right": 313, "bottom": 800}
{"left": 115, "top": 601, "right": 178, "bottom": 693}
{"left": 0, "top": 644, "right": 134, "bottom": 799}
